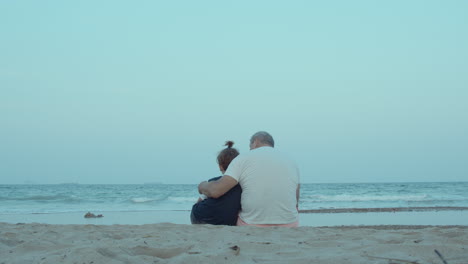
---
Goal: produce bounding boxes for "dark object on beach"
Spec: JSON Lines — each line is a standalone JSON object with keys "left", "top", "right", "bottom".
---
{"left": 434, "top": 249, "right": 448, "bottom": 264}
{"left": 84, "top": 212, "right": 103, "bottom": 218}
{"left": 229, "top": 245, "right": 240, "bottom": 256}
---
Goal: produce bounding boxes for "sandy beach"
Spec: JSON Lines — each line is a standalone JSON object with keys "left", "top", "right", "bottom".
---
{"left": 1, "top": 222, "right": 467, "bottom": 264}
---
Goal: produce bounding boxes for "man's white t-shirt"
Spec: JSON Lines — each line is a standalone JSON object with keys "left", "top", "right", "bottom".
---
{"left": 224, "top": 146, "right": 299, "bottom": 224}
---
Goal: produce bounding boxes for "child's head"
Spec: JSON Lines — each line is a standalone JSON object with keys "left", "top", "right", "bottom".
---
{"left": 217, "top": 141, "right": 239, "bottom": 173}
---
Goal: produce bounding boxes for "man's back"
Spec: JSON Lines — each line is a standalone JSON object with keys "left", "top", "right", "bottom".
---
{"left": 225, "top": 146, "right": 299, "bottom": 225}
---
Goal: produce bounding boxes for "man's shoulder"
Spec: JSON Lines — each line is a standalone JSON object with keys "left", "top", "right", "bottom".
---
{"left": 264, "top": 148, "right": 299, "bottom": 168}
{"left": 235, "top": 147, "right": 286, "bottom": 160}
{"left": 255, "top": 147, "right": 292, "bottom": 158}
{"left": 230, "top": 151, "right": 254, "bottom": 163}
{"left": 230, "top": 147, "right": 295, "bottom": 165}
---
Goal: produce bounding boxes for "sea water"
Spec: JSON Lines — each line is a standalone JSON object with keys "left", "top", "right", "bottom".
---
{"left": 1, "top": 182, "right": 467, "bottom": 215}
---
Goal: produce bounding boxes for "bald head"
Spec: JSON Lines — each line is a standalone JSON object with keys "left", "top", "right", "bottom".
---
{"left": 250, "top": 131, "right": 275, "bottom": 149}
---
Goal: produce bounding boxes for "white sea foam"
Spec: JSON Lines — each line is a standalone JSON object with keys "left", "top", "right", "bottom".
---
{"left": 130, "top": 197, "right": 158, "bottom": 203}
{"left": 167, "top": 196, "right": 197, "bottom": 203}
{"left": 304, "top": 194, "right": 430, "bottom": 202}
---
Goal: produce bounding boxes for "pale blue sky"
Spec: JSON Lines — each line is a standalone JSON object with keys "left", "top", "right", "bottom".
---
{"left": 1, "top": 1, "right": 467, "bottom": 184}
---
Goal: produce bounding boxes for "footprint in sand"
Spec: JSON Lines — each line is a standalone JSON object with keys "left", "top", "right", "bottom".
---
{"left": 129, "top": 245, "right": 193, "bottom": 259}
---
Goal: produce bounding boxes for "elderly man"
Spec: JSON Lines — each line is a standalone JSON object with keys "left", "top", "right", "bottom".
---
{"left": 198, "top": 131, "right": 300, "bottom": 227}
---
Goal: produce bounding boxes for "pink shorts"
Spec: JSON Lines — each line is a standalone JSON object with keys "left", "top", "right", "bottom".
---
{"left": 236, "top": 217, "right": 299, "bottom": 227}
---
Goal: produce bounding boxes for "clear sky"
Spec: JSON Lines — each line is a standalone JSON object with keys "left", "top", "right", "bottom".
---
{"left": 1, "top": 1, "right": 467, "bottom": 184}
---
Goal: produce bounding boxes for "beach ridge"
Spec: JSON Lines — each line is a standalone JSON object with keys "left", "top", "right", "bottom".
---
{"left": 299, "top": 206, "right": 468, "bottom": 214}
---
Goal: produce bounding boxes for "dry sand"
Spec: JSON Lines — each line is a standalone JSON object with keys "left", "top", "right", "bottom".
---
{"left": 1, "top": 223, "right": 467, "bottom": 264}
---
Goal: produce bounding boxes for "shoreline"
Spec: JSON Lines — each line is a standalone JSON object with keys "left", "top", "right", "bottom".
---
{"left": 3, "top": 205, "right": 467, "bottom": 215}
{"left": 1, "top": 207, "right": 468, "bottom": 226}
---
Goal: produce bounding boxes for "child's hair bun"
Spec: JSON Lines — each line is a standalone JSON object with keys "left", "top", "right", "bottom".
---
{"left": 225, "top": 141, "right": 234, "bottom": 148}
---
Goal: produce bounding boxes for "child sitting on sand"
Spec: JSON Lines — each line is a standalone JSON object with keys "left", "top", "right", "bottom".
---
{"left": 190, "top": 141, "right": 241, "bottom": 226}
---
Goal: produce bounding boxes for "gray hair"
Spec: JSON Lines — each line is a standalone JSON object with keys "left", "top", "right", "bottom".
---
{"left": 250, "top": 131, "right": 275, "bottom": 147}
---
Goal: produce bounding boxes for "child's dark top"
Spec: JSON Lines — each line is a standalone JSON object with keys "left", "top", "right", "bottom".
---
{"left": 190, "top": 176, "right": 242, "bottom": 226}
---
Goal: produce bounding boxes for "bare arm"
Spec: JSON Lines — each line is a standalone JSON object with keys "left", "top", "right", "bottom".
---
{"left": 296, "top": 184, "right": 300, "bottom": 209}
{"left": 198, "top": 175, "right": 238, "bottom": 199}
